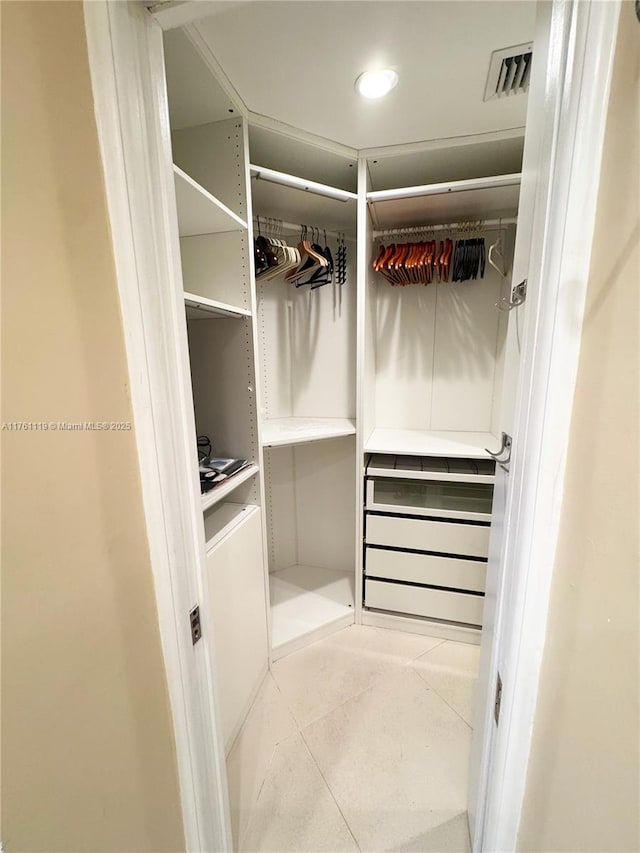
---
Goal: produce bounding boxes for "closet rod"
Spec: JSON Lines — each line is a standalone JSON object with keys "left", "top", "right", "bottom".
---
{"left": 253, "top": 216, "right": 356, "bottom": 242}
{"left": 367, "top": 173, "right": 521, "bottom": 202}
{"left": 249, "top": 165, "right": 357, "bottom": 203}
{"left": 372, "top": 218, "right": 517, "bottom": 238}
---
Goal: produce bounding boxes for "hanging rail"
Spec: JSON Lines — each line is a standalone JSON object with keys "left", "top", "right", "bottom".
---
{"left": 366, "top": 173, "right": 521, "bottom": 203}
{"left": 253, "top": 215, "right": 356, "bottom": 242}
{"left": 372, "top": 218, "right": 517, "bottom": 239}
{"left": 250, "top": 165, "right": 357, "bottom": 203}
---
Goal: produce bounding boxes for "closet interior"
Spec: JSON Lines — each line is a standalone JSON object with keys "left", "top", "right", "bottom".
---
{"left": 160, "top": 8, "right": 527, "bottom": 840}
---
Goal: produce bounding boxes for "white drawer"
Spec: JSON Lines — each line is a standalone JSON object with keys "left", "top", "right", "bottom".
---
{"left": 366, "top": 477, "right": 493, "bottom": 521}
{"left": 365, "top": 547, "right": 486, "bottom": 593}
{"left": 365, "top": 579, "right": 484, "bottom": 626}
{"left": 365, "top": 513, "right": 490, "bottom": 559}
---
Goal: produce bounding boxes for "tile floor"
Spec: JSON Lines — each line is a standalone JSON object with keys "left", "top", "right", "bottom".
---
{"left": 226, "top": 625, "right": 481, "bottom": 853}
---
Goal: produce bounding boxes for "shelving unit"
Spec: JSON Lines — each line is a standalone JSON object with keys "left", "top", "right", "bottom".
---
{"left": 261, "top": 417, "right": 356, "bottom": 448}
{"left": 250, "top": 150, "right": 358, "bottom": 656}
{"left": 184, "top": 291, "right": 251, "bottom": 320}
{"left": 201, "top": 464, "right": 260, "bottom": 512}
{"left": 173, "top": 164, "right": 247, "bottom": 236}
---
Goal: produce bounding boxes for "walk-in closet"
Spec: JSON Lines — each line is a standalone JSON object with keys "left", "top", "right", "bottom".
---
{"left": 155, "top": 3, "right": 535, "bottom": 847}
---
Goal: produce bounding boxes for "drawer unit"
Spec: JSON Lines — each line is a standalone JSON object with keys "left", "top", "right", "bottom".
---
{"left": 366, "top": 476, "right": 493, "bottom": 521}
{"left": 365, "top": 547, "right": 486, "bottom": 593}
{"left": 365, "top": 513, "right": 490, "bottom": 559}
{"left": 365, "top": 578, "right": 485, "bottom": 626}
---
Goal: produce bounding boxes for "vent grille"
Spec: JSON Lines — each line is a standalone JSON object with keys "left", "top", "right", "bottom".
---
{"left": 484, "top": 43, "right": 533, "bottom": 101}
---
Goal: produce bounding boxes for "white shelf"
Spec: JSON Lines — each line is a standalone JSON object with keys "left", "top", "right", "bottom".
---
{"left": 365, "top": 429, "right": 497, "bottom": 459}
{"left": 201, "top": 463, "right": 259, "bottom": 512}
{"left": 261, "top": 417, "right": 356, "bottom": 448}
{"left": 367, "top": 173, "right": 521, "bottom": 230}
{"left": 270, "top": 565, "right": 355, "bottom": 661}
{"left": 184, "top": 291, "right": 251, "bottom": 320}
{"left": 174, "top": 164, "right": 247, "bottom": 236}
{"left": 366, "top": 454, "right": 495, "bottom": 483}
{"left": 203, "top": 502, "right": 259, "bottom": 551}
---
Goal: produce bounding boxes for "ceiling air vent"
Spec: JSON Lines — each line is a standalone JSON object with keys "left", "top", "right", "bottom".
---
{"left": 484, "top": 43, "right": 533, "bottom": 101}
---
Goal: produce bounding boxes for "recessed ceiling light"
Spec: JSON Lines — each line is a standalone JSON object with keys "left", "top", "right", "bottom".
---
{"left": 355, "top": 69, "right": 398, "bottom": 100}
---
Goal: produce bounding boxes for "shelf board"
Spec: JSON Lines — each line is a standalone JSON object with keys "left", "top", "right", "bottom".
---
{"left": 184, "top": 291, "right": 251, "bottom": 320}
{"left": 366, "top": 454, "right": 495, "bottom": 483}
{"left": 365, "top": 429, "right": 497, "bottom": 459}
{"left": 261, "top": 417, "right": 356, "bottom": 448}
{"left": 270, "top": 565, "right": 355, "bottom": 661}
{"left": 200, "top": 463, "right": 259, "bottom": 512}
{"left": 174, "top": 164, "right": 247, "bottom": 237}
{"left": 367, "top": 173, "right": 521, "bottom": 230}
{"left": 204, "top": 503, "right": 259, "bottom": 551}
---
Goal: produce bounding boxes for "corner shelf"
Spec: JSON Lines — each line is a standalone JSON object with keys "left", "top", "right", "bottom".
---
{"left": 201, "top": 463, "right": 259, "bottom": 512}
{"left": 261, "top": 417, "right": 356, "bottom": 448}
{"left": 174, "top": 164, "right": 248, "bottom": 237}
{"left": 365, "top": 429, "right": 497, "bottom": 459}
{"left": 184, "top": 291, "right": 251, "bottom": 320}
{"left": 367, "top": 173, "right": 521, "bottom": 230}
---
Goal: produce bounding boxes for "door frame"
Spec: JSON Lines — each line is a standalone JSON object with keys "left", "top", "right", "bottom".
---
{"left": 474, "top": 2, "right": 620, "bottom": 849}
{"left": 83, "top": 1, "right": 620, "bottom": 851}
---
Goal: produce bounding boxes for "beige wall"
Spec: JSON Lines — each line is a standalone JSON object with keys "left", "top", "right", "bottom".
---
{"left": 518, "top": 3, "right": 640, "bottom": 851}
{"left": 1, "top": 3, "right": 185, "bottom": 850}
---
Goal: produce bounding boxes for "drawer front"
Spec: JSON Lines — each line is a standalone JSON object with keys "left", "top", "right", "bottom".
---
{"left": 365, "top": 579, "right": 484, "bottom": 626}
{"left": 365, "top": 547, "right": 486, "bottom": 593}
{"left": 365, "top": 513, "right": 490, "bottom": 559}
{"left": 366, "top": 477, "right": 493, "bottom": 521}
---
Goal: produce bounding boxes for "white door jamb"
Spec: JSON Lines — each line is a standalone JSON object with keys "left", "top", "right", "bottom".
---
{"left": 477, "top": 1, "right": 621, "bottom": 850}
{"left": 83, "top": 3, "right": 232, "bottom": 850}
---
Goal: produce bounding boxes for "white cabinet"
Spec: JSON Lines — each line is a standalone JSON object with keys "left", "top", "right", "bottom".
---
{"left": 205, "top": 505, "right": 268, "bottom": 750}
{"left": 364, "top": 454, "right": 493, "bottom": 628}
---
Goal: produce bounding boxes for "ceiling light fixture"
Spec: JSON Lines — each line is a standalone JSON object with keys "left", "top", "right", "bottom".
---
{"left": 355, "top": 69, "right": 398, "bottom": 100}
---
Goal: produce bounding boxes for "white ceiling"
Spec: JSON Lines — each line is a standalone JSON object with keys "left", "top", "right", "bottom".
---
{"left": 193, "top": 0, "right": 537, "bottom": 150}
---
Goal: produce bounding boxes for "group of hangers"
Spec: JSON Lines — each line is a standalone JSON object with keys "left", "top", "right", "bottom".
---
{"left": 374, "top": 238, "right": 454, "bottom": 285}
{"left": 374, "top": 221, "right": 508, "bottom": 287}
{"left": 254, "top": 218, "right": 347, "bottom": 288}
{"left": 254, "top": 218, "right": 301, "bottom": 281}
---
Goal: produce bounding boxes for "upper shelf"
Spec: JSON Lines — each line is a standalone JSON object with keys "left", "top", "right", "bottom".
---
{"left": 174, "top": 165, "right": 247, "bottom": 237}
{"left": 262, "top": 417, "right": 356, "bottom": 448}
{"left": 367, "top": 173, "right": 521, "bottom": 230}
{"left": 365, "top": 429, "right": 496, "bottom": 459}
{"left": 184, "top": 291, "right": 251, "bottom": 320}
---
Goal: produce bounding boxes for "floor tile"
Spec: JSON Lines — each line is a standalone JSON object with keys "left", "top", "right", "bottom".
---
{"left": 412, "top": 641, "right": 481, "bottom": 727}
{"left": 271, "top": 625, "right": 445, "bottom": 729}
{"left": 226, "top": 673, "right": 298, "bottom": 848}
{"left": 390, "top": 811, "right": 471, "bottom": 852}
{"left": 302, "top": 666, "right": 471, "bottom": 852}
{"left": 240, "top": 733, "right": 359, "bottom": 853}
